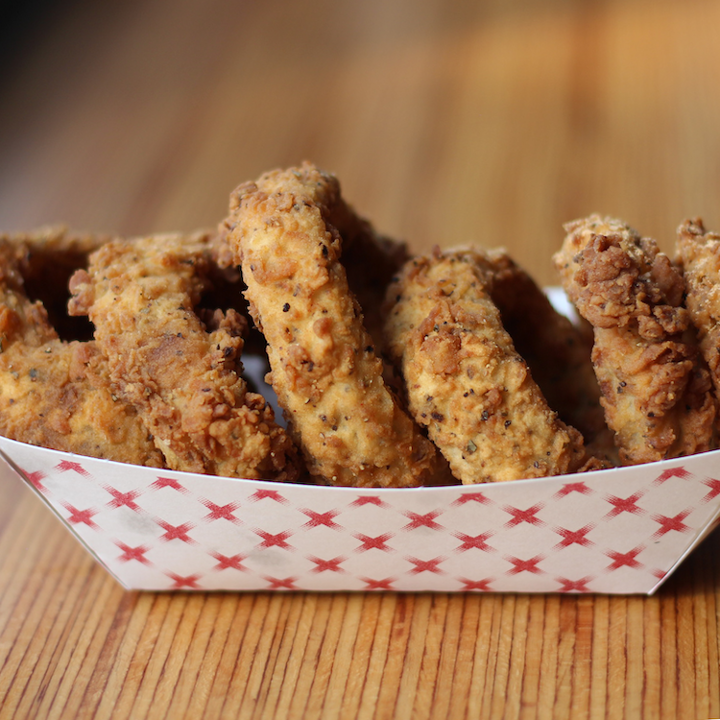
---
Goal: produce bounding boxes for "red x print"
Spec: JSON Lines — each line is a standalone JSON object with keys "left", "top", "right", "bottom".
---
{"left": 23, "top": 469, "right": 47, "bottom": 492}
{"left": 458, "top": 578, "right": 494, "bottom": 591}
{"left": 202, "top": 500, "right": 241, "bottom": 523}
{"left": 702, "top": 478, "right": 720, "bottom": 503}
{"left": 361, "top": 577, "right": 396, "bottom": 590}
{"left": 56, "top": 459, "right": 90, "bottom": 476}
{"left": 651, "top": 510, "right": 691, "bottom": 538}
{"left": 453, "top": 532, "right": 495, "bottom": 553}
{"left": 115, "top": 542, "right": 151, "bottom": 565}
{"left": 301, "top": 509, "right": 342, "bottom": 530}
{"left": 157, "top": 520, "right": 195, "bottom": 544}
{"left": 255, "top": 529, "right": 294, "bottom": 550}
{"left": 503, "top": 503, "right": 545, "bottom": 528}
{"left": 212, "top": 552, "right": 248, "bottom": 571}
{"left": 151, "top": 476, "right": 187, "bottom": 493}
{"left": 105, "top": 487, "right": 142, "bottom": 512}
{"left": 308, "top": 556, "right": 346, "bottom": 573}
{"left": 354, "top": 532, "right": 394, "bottom": 553}
{"left": 654, "top": 467, "right": 690, "bottom": 484}
{"left": 407, "top": 556, "right": 445, "bottom": 575}
{"left": 556, "top": 577, "right": 593, "bottom": 593}
{"left": 265, "top": 576, "right": 297, "bottom": 590}
{"left": 506, "top": 555, "right": 544, "bottom": 575}
{"left": 167, "top": 572, "right": 202, "bottom": 589}
{"left": 553, "top": 524, "right": 595, "bottom": 549}
{"left": 453, "top": 492, "right": 491, "bottom": 506}
{"left": 63, "top": 503, "right": 99, "bottom": 530}
{"left": 403, "top": 510, "right": 444, "bottom": 531}
{"left": 350, "top": 495, "right": 385, "bottom": 507}
{"left": 605, "top": 546, "right": 644, "bottom": 571}
{"left": 554, "top": 482, "right": 592, "bottom": 499}
{"left": 249, "top": 489, "right": 287, "bottom": 503}
{"left": 604, "top": 492, "right": 644, "bottom": 518}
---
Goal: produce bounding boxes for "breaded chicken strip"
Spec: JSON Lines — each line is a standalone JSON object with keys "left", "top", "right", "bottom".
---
{"left": 485, "top": 248, "right": 613, "bottom": 460}
{"left": 221, "top": 163, "right": 448, "bottom": 488}
{"left": 0, "top": 232, "right": 164, "bottom": 466}
{"left": 677, "top": 218, "right": 720, "bottom": 399}
{"left": 554, "top": 215, "right": 716, "bottom": 464}
{"left": 69, "top": 232, "right": 302, "bottom": 481}
{"left": 384, "top": 248, "right": 591, "bottom": 484}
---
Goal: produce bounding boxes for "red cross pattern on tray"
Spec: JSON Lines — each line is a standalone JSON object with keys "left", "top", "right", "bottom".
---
{"left": 115, "top": 541, "right": 152, "bottom": 565}
{"left": 453, "top": 531, "right": 495, "bottom": 553}
{"left": 459, "top": 578, "right": 494, "bottom": 592}
{"left": 308, "top": 555, "right": 347, "bottom": 574}
{"left": 552, "top": 524, "right": 595, "bottom": 549}
{"left": 201, "top": 499, "right": 242, "bottom": 524}
{"left": 3, "top": 435, "right": 720, "bottom": 595}
{"left": 105, "top": 486, "right": 143, "bottom": 512}
{"left": 702, "top": 478, "right": 720, "bottom": 503}
{"left": 62, "top": 503, "right": 100, "bottom": 530}
{"left": 211, "top": 552, "right": 249, "bottom": 572}
{"left": 354, "top": 532, "right": 396, "bottom": 554}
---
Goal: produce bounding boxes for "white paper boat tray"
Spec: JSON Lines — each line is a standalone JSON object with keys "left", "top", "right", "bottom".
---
{"left": 2, "top": 435, "right": 720, "bottom": 595}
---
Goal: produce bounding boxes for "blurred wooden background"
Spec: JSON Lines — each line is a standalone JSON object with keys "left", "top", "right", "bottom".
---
{"left": 2, "top": 0, "right": 719, "bottom": 284}
{"left": 1, "top": 0, "right": 720, "bottom": 718}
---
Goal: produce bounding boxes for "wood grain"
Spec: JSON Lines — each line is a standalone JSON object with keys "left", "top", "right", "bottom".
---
{"left": 2, "top": 0, "right": 720, "bottom": 717}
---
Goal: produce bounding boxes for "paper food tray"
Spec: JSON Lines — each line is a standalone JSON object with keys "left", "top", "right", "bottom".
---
{"left": 2, "top": 436, "right": 720, "bottom": 595}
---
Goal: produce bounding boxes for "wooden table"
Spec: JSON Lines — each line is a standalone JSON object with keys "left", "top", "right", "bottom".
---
{"left": 1, "top": 0, "right": 720, "bottom": 717}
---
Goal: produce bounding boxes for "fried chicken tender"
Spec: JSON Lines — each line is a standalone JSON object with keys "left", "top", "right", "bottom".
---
{"left": 0, "top": 231, "right": 165, "bottom": 466}
{"left": 677, "top": 218, "right": 720, "bottom": 397}
{"left": 68, "top": 231, "right": 302, "bottom": 481}
{"left": 221, "top": 162, "right": 448, "bottom": 488}
{"left": 384, "top": 248, "right": 591, "bottom": 484}
{"left": 554, "top": 215, "right": 716, "bottom": 464}
{"left": 485, "top": 248, "right": 613, "bottom": 459}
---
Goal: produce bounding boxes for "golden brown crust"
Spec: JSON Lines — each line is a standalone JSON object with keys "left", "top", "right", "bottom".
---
{"left": 384, "top": 248, "right": 591, "bottom": 483}
{"left": 677, "top": 218, "right": 720, "bottom": 391}
{"left": 221, "top": 162, "right": 448, "bottom": 488}
{"left": 0, "top": 233, "right": 165, "bottom": 466}
{"left": 485, "top": 248, "right": 612, "bottom": 457}
{"left": 68, "top": 232, "right": 302, "bottom": 481}
{"left": 554, "top": 214, "right": 716, "bottom": 464}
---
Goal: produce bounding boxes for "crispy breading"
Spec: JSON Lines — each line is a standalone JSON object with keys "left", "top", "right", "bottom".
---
{"left": 221, "top": 162, "right": 449, "bottom": 488}
{"left": 554, "top": 214, "right": 716, "bottom": 464}
{"left": 68, "top": 231, "right": 302, "bottom": 481}
{"left": 677, "top": 218, "right": 720, "bottom": 395}
{"left": 383, "top": 248, "right": 591, "bottom": 483}
{"left": 0, "top": 233, "right": 165, "bottom": 466}
{"left": 485, "top": 248, "right": 614, "bottom": 460}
